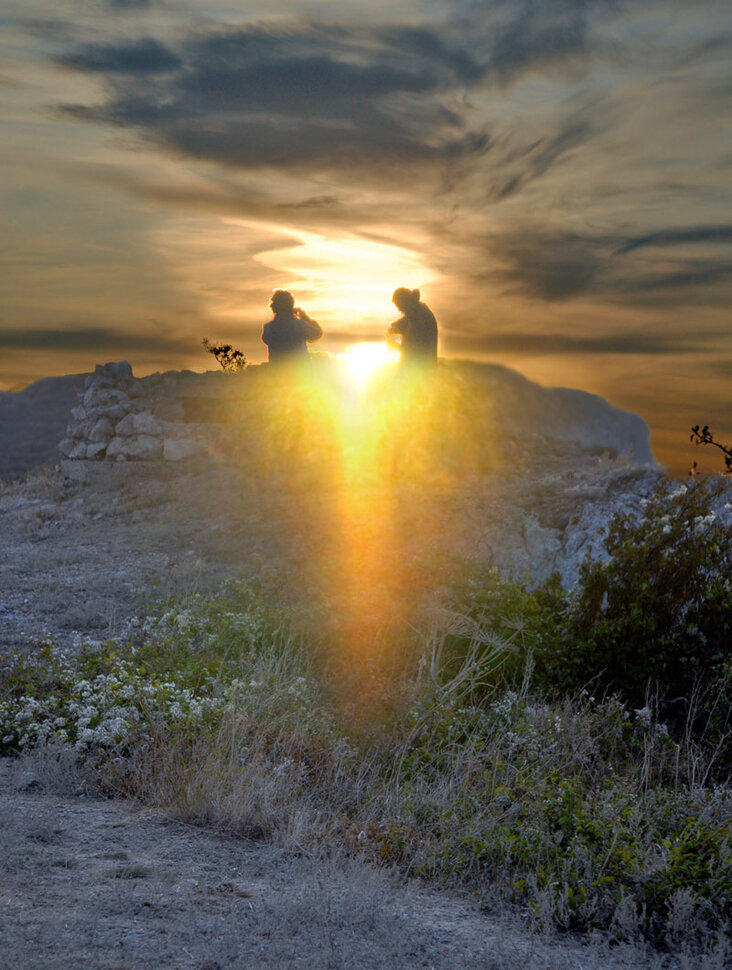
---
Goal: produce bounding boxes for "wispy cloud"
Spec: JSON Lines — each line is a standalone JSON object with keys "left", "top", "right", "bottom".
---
{"left": 463, "top": 329, "right": 708, "bottom": 357}
{"left": 614, "top": 225, "right": 732, "bottom": 254}
{"left": 487, "top": 224, "right": 732, "bottom": 305}
{"left": 0, "top": 328, "right": 192, "bottom": 354}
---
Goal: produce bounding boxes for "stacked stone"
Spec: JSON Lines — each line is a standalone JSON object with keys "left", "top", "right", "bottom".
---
{"left": 59, "top": 361, "right": 228, "bottom": 463}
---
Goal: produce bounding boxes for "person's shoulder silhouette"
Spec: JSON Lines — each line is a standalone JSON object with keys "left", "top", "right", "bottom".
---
{"left": 262, "top": 290, "right": 323, "bottom": 363}
{"left": 387, "top": 287, "right": 437, "bottom": 364}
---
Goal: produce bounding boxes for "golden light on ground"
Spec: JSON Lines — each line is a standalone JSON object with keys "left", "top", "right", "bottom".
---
{"left": 337, "top": 341, "right": 400, "bottom": 386}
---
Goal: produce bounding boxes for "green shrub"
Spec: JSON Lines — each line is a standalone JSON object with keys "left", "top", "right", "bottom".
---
{"left": 558, "top": 482, "right": 731, "bottom": 722}
{"left": 435, "top": 566, "right": 565, "bottom": 698}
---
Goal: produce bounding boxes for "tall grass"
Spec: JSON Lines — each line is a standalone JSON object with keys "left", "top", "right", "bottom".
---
{"left": 2, "top": 585, "right": 729, "bottom": 960}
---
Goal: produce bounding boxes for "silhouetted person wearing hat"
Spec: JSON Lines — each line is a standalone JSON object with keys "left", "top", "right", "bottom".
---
{"left": 387, "top": 288, "right": 438, "bottom": 366}
{"left": 262, "top": 290, "right": 323, "bottom": 364}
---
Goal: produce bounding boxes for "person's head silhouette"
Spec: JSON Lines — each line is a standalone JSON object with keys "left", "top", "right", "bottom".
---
{"left": 392, "top": 287, "right": 420, "bottom": 313}
{"left": 270, "top": 289, "right": 295, "bottom": 315}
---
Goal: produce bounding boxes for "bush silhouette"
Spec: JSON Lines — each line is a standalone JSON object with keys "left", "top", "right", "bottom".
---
{"left": 690, "top": 424, "right": 732, "bottom": 474}
{"left": 202, "top": 338, "right": 247, "bottom": 373}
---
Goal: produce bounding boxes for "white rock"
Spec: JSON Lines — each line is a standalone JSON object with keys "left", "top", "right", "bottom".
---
{"left": 163, "top": 438, "right": 200, "bottom": 461}
{"left": 88, "top": 417, "right": 115, "bottom": 443}
{"left": 59, "top": 438, "right": 87, "bottom": 459}
{"left": 106, "top": 434, "right": 163, "bottom": 460}
{"left": 101, "top": 403, "right": 128, "bottom": 422}
{"left": 115, "top": 412, "right": 162, "bottom": 436}
{"left": 83, "top": 386, "right": 130, "bottom": 409}
{"left": 86, "top": 442, "right": 108, "bottom": 459}
{"left": 94, "top": 360, "right": 133, "bottom": 381}
{"left": 105, "top": 437, "right": 126, "bottom": 460}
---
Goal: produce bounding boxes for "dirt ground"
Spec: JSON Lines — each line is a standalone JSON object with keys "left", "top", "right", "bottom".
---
{"left": 0, "top": 461, "right": 328, "bottom": 654}
{"left": 0, "top": 458, "right": 516, "bottom": 655}
{"left": 0, "top": 464, "right": 718, "bottom": 970}
{"left": 0, "top": 757, "right": 683, "bottom": 970}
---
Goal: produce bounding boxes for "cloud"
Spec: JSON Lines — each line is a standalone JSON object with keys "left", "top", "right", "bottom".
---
{"left": 490, "top": 231, "right": 603, "bottom": 300}
{"left": 487, "top": 112, "right": 599, "bottom": 201}
{"left": 460, "top": 330, "right": 708, "bottom": 357}
{"left": 58, "top": 23, "right": 483, "bottom": 174}
{"left": 615, "top": 225, "right": 732, "bottom": 254}
{"left": 107, "top": 0, "right": 155, "bottom": 8}
{"left": 488, "top": 223, "right": 732, "bottom": 306}
{"left": 0, "top": 328, "right": 192, "bottom": 354}
{"left": 59, "top": 39, "right": 181, "bottom": 75}
{"left": 450, "top": 0, "right": 621, "bottom": 85}
{"left": 58, "top": 17, "right": 601, "bottom": 182}
{"left": 486, "top": 2, "right": 590, "bottom": 84}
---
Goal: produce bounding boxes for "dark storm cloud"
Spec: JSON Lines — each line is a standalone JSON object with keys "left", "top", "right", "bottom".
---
{"left": 59, "top": 39, "right": 181, "bottom": 75}
{"left": 489, "top": 225, "right": 732, "bottom": 305}
{"left": 0, "top": 328, "right": 191, "bottom": 354}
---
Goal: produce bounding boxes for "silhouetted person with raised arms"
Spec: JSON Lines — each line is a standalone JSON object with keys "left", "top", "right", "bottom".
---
{"left": 386, "top": 287, "right": 438, "bottom": 366}
{"left": 262, "top": 289, "right": 323, "bottom": 364}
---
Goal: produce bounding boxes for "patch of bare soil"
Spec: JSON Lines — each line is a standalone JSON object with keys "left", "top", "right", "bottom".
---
{"left": 0, "top": 463, "right": 328, "bottom": 654}
{"left": 0, "top": 759, "right": 673, "bottom": 970}
{"left": 0, "top": 460, "right": 515, "bottom": 655}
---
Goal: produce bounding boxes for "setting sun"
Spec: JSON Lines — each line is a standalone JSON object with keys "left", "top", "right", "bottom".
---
{"left": 337, "top": 341, "right": 400, "bottom": 385}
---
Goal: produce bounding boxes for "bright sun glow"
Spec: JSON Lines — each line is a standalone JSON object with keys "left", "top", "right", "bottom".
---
{"left": 337, "top": 341, "right": 400, "bottom": 384}
{"left": 244, "top": 222, "right": 437, "bottom": 327}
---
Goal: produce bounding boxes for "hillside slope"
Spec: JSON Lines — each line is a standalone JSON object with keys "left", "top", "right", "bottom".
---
{"left": 0, "top": 374, "right": 89, "bottom": 481}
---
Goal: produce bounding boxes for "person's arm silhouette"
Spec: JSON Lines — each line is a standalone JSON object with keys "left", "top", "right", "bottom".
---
{"left": 295, "top": 307, "right": 323, "bottom": 343}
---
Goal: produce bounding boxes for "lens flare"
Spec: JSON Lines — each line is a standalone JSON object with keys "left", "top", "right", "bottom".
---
{"left": 337, "top": 342, "right": 400, "bottom": 386}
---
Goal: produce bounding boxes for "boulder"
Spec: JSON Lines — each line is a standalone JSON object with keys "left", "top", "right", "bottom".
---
{"left": 88, "top": 417, "right": 115, "bottom": 443}
{"left": 163, "top": 438, "right": 201, "bottom": 461}
{"left": 107, "top": 434, "right": 163, "bottom": 460}
{"left": 100, "top": 403, "right": 128, "bottom": 422}
{"left": 58, "top": 438, "right": 87, "bottom": 459}
{"left": 65, "top": 420, "right": 92, "bottom": 440}
{"left": 94, "top": 360, "right": 133, "bottom": 381}
{"left": 115, "top": 412, "right": 162, "bottom": 436}
{"left": 86, "top": 441, "right": 108, "bottom": 459}
{"left": 82, "top": 386, "right": 130, "bottom": 409}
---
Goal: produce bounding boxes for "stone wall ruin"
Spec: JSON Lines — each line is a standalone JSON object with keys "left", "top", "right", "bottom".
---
{"left": 58, "top": 360, "right": 243, "bottom": 466}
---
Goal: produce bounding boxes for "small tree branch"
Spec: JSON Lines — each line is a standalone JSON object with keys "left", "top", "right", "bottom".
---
{"left": 202, "top": 338, "right": 247, "bottom": 373}
{"left": 690, "top": 425, "right": 732, "bottom": 474}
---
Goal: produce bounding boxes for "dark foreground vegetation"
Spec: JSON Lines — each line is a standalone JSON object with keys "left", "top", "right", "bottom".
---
{"left": 1, "top": 478, "right": 730, "bottom": 959}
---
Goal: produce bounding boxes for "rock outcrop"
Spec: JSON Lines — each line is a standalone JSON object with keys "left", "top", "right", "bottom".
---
{"left": 56, "top": 358, "right": 700, "bottom": 587}
{"left": 59, "top": 361, "right": 233, "bottom": 465}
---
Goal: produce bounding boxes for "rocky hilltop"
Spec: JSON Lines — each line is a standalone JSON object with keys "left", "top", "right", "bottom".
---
{"left": 2, "top": 358, "right": 729, "bottom": 651}
{"left": 58, "top": 359, "right": 655, "bottom": 473}
{"left": 54, "top": 358, "right": 666, "bottom": 589}
{"left": 0, "top": 373, "right": 88, "bottom": 481}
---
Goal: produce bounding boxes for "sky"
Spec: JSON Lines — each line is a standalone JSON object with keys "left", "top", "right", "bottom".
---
{"left": 1, "top": 0, "right": 731, "bottom": 472}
